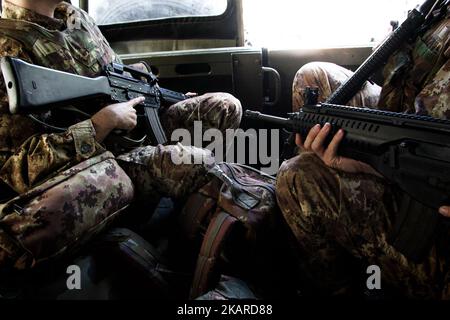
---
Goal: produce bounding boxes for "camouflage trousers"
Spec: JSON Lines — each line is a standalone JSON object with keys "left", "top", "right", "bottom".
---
{"left": 117, "top": 92, "right": 242, "bottom": 201}
{"left": 292, "top": 62, "right": 381, "bottom": 111}
{"left": 276, "top": 63, "right": 450, "bottom": 298}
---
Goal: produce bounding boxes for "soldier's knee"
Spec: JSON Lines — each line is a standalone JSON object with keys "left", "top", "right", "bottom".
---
{"left": 217, "top": 93, "right": 243, "bottom": 127}
{"left": 204, "top": 92, "right": 243, "bottom": 130}
{"left": 292, "top": 62, "right": 343, "bottom": 111}
{"left": 293, "top": 62, "right": 338, "bottom": 87}
{"left": 217, "top": 92, "right": 241, "bottom": 107}
{"left": 293, "top": 62, "right": 327, "bottom": 110}
{"left": 294, "top": 62, "right": 324, "bottom": 79}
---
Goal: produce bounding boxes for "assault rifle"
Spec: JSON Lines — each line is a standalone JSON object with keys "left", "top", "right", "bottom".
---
{"left": 246, "top": 88, "right": 450, "bottom": 261}
{"left": 0, "top": 57, "right": 188, "bottom": 146}
{"left": 247, "top": 99, "right": 450, "bottom": 211}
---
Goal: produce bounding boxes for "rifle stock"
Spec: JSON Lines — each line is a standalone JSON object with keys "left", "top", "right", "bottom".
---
{"left": 1, "top": 57, "right": 188, "bottom": 146}
{"left": 1, "top": 57, "right": 111, "bottom": 114}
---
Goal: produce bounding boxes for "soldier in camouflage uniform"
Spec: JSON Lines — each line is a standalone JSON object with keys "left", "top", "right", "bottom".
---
{"left": 277, "top": 6, "right": 450, "bottom": 298}
{"left": 0, "top": 1, "right": 242, "bottom": 267}
{"left": 0, "top": 0, "right": 242, "bottom": 196}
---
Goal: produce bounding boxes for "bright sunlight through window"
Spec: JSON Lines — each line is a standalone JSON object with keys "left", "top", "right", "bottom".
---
{"left": 243, "top": 0, "right": 421, "bottom": 49}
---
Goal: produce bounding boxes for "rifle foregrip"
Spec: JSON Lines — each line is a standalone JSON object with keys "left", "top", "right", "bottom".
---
{"left": 159, "top": 87, "right": 188, "bottom": 105}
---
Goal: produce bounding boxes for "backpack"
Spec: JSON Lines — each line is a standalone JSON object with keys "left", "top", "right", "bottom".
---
{"left": 179, "top": 163, "right": 279, "bottom": 299}
{"left": 0, "top": 152, "right": 134, "bottom": 270}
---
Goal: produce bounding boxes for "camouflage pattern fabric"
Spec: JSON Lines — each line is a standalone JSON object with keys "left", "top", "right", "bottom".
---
{"left": 292, "top": 62, "right": 381, "bottom": 112}
{"left": 161, "top": 92, "right": 242, "bottom": 144}
{"left": 0, "top": 1, "right": 242, "bottom": 195}
{"left": 0, "top": 152, "right": 134, "bottom": 269}
{"left": 283, "top": 9, "right": 450, "bottom": 297}
{"left": 116, "top": 144, "right": 215, "bottom": 201}
{"left": 378, "top": 11, "right": 449, "bottom": 117}
{"left": 276, "top": 153, "right": 450, "bottom": 298}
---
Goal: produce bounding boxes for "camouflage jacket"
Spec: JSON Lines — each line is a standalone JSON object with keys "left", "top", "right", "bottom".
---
{"left": 0, "top": 1, "right": 120, "bottom": 195}
{"left": 378, "top": 6, "right": 449, "bottom": 117}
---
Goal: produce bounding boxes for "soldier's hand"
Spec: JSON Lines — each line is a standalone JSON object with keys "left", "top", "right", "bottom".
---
{"left": 296, "top": 123, "right": 381, "bottom": 177}
{"left": 439, "top": 206, "right": 450, "bottom": 218}
{"left": 91, "top": 97, "right": 144, "bottom": 142}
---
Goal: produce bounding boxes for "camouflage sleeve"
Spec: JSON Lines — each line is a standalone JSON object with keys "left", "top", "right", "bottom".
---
{"left": 0, "top": 37, "right": 105, "bottom": 194}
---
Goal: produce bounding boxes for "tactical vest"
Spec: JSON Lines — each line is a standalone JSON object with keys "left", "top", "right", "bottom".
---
{"left": 0, "top": 3, "right": 120, "bottom": 77}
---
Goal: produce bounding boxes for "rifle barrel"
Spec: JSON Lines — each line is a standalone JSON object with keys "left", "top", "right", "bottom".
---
{"left": 245, "top": 110, "right": 291, "bottom": 127}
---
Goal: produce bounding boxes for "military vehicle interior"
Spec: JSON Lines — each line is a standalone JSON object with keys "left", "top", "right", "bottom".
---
{"left": 0, "top": 0, "right": 422, "bottom": 300}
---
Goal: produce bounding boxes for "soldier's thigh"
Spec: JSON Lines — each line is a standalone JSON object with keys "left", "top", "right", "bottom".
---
{"left": 160, "top": 92, "right": 242, "bottom": 140}
{"left": 277, "top": 152, "right": 444, "bottom": 297}
{"left": 276, "top": 152, "right": 341, "bottom": 242}
{"left": 116, "top": 144, "right": 214, "bottom": 200}
{"left": 278, "top": 152, "right": 394, "bottom": 247}
{"left": 292, "top": 62, "right": 381, "bottom": 111}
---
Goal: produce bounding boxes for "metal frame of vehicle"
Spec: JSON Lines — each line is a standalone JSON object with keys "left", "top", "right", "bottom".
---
{"left": 96, "top": 0, "right": 244, "bottom": 47}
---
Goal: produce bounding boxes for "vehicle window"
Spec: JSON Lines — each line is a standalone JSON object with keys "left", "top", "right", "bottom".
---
{"left": 243, "top": 0, "right": 421, "bottom": 48}
{"left": 89, "top": 0, "right": 228, "bottom": 25}
{"left": 70, "top": 0, "right": 79, "bottom": 7}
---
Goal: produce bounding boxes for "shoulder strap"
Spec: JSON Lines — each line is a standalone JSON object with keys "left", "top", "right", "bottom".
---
{"left": 189, "top": 211, "right": 238, "bottom": 299}
{"left": 178, "top": 177, "right": 222, "bottom": 240}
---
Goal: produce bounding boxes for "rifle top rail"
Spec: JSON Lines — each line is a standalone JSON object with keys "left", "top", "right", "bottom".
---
{"left": 307, "top": 103, "right": 450, "bottom": 125}
{"left": 247, "top": 103, "right": 450, "bottom": 134}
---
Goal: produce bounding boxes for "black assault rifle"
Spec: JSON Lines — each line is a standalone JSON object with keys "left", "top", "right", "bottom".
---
{"left": 0, "top": 57, "right": 188, "bottom": 146}
{"left": 246, "top": 88, "right": 450, "bottom": 261}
